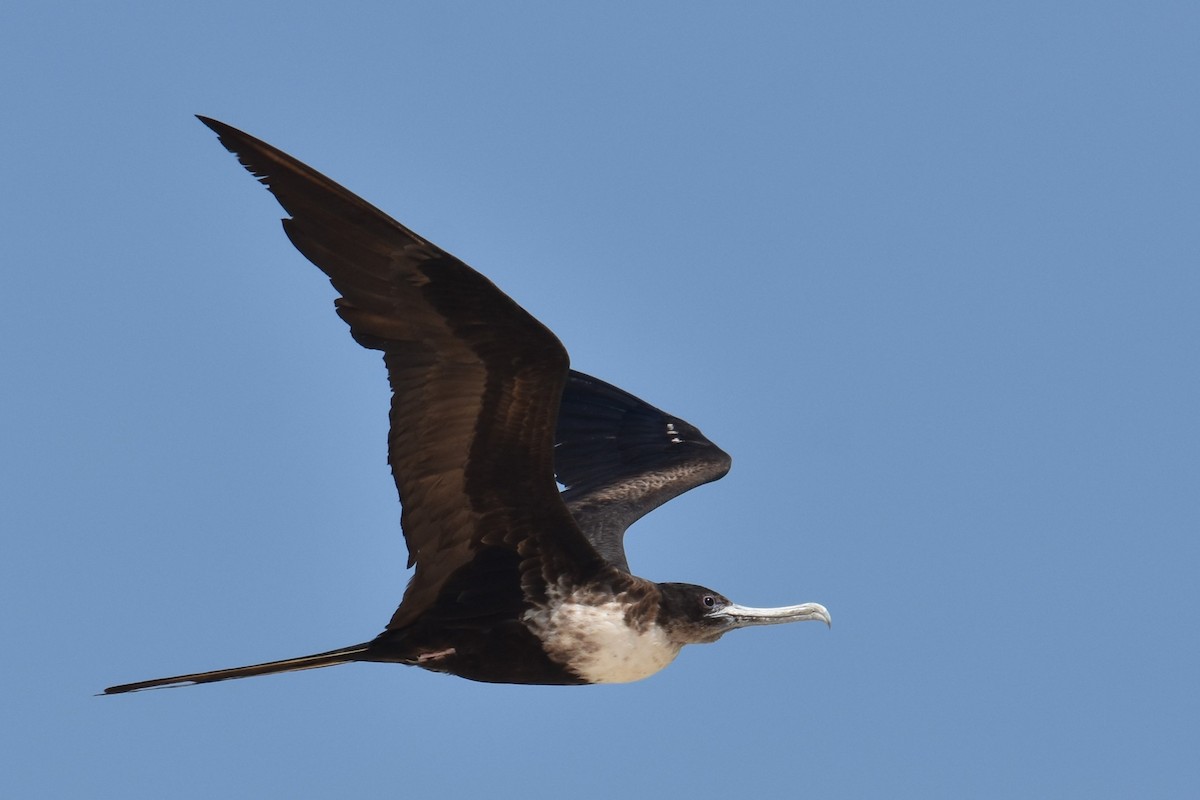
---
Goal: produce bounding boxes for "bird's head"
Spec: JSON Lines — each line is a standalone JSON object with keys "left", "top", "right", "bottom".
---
{"left": 657, "top": 582, "right": 831, "bottom": 645}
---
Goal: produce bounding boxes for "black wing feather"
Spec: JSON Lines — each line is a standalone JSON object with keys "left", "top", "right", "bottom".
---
{"left": 196, "top": 117, "right": 605, "bottom": 631}
{"left": 555, "top": 371, "right": 731, "bottom": 572}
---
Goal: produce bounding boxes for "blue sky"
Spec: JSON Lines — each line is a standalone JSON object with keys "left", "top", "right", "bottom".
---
{"left": 3, "top": 2, "right": 1198, "bottom": 797}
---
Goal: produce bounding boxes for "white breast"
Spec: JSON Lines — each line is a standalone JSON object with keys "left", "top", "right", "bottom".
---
{"left": 524, "top": 593, "right": 682, "bottom": 684}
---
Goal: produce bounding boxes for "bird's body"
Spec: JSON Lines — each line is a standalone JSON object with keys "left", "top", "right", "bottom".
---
{"left": 103, "top": 118, "right": 829, "bottom": 695}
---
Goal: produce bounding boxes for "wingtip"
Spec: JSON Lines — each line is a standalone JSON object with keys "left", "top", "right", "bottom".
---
{"left": 195, "top": 115, "right": 241, "bottom": 142}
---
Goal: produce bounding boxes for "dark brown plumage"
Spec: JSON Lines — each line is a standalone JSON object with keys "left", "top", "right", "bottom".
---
{"left": 102, "top": 119, "right": 828, "bottom": 694}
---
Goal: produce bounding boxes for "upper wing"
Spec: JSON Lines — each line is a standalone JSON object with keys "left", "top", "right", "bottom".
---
{"left": 554, "top": 370, "right": 732, "bottom": 572}
{"left": 198, "top": 117, "right": 604, "bottom": 630}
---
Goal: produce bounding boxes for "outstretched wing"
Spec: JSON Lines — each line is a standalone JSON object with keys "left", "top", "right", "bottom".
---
{"left": 554, "top": 370, "right": 732, "bottom": 572}
{"left": 198, "top": 118, "right": 605, "bottom": 630}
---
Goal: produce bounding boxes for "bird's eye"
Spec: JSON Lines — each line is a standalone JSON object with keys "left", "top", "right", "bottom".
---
{"left": 702, "top": 595, "right": 717, "bottom": 608}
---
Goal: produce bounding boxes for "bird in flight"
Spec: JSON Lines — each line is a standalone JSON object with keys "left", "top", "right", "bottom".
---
{"left": 103, "top": 118, "right": 829, "bottom": 693}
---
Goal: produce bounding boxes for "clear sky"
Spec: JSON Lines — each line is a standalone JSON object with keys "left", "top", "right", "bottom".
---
{"left": 3, "top": 2, "right": 1197, "bottom": 797}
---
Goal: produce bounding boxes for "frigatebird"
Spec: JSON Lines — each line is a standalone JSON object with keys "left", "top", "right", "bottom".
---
{"left": 103, "top": 118, "right": 830, "bottom": 693}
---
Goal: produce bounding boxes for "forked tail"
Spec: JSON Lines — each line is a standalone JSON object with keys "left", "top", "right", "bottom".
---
{"left": 103, "top": 643, "right": 371, "bottom": 694}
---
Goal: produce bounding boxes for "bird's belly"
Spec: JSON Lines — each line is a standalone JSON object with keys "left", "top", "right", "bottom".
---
{"left": 524, "top": 597, "right": 681, "bottom": 684}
